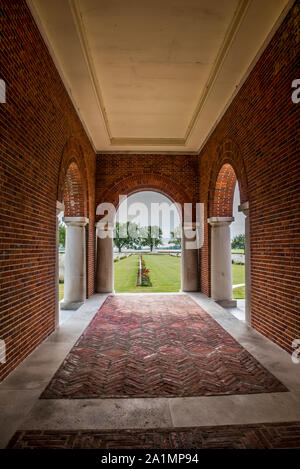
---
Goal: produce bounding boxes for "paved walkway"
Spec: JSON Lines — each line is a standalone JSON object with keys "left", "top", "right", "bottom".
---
{"left": 0, "top": 293, "right": 300, "bottom": 448}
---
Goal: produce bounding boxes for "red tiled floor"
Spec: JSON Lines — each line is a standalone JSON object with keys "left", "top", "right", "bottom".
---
{"left": 40, "top": 295, "right": 287, "bottom": 399}
{"left": 8, "top": 422, "right": 300, "bottom": 449}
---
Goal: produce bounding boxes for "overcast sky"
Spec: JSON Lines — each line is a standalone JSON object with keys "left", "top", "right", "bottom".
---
{"left": 116, "top": 191, "right": 180, "bottom": 242}
{"left": 231, "top": 183, "right": 245, "bottom": 239}
{"left": 116, "top": 186, "right": 244, "bottom": 243}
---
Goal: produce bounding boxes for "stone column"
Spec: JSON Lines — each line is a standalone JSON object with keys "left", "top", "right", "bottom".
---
{"left": 207, "top": 217, "right": 236, "bottom": 308}
{"left": 96, "top": 223, "right": 114, "bottom": 293}
{"left": 181, "top": 223, "right": 199, "bottom": 292}
{"left": 55, "top": 201, "right": 64, "bottom": 327}
{"left": 60, "top": 217, "right": 89, "bottom": 310}
{"left": 239, "top": 201, "right": 251, "bottom": 325}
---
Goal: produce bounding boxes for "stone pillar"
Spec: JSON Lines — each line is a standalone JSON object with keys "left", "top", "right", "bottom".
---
{"left": 55, "top": 201, "right": 64, "bottom": 327}
{"left": 60, "top": 217, "right": 89, "bottom": 310}
{"left": 181, "top": 223, "right": 199, "bottom": 292}
{"left": 207, "top": 217, "right": 237, "bottom": 308}
{"left": 96, "top": 223, "right": 114, "bottom": 293}
{"left": 239, "top": 201, "right": 251, "bottom": 325}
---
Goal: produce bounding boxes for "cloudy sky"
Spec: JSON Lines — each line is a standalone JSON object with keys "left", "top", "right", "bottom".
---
{"left": 231, "top": 183, "right": 245, "bottom": 240}
{"left": 116, "top": 191, "right": 180, "bottom": 243}
{"left": 116, "top": 186, "right": 244, "bottom": 244}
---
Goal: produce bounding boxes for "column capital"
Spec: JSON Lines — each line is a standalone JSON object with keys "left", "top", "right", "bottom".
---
{"left": 207, "top": 217, "right": 234, "bottom": 226}
{"left": 238, "top": 201, "right": 249, "bottom": 216}
{"left": 63, "top": 217, "right": 89, "bottom": 227}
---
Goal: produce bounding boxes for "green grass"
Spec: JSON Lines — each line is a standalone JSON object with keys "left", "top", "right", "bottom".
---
{"left": 231, "top": 249, "right": 244, "bottom": 254}
{"left": 232, "top": 263, "right": 245, "bottom": 285}
{"left": 233, "top": 286, "right": 245, "bottom": 299}
{"left": 59, "top": 283, "right": 64, "bottom": 301}
{"left": 114, "top": 254, "right": 181, "bottom": 293}
{"left": 232, "top": 263, "right": 245, "bottom": 299}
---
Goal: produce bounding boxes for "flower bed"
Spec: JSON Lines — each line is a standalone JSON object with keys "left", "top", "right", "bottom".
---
{"left": 136, "top": 255, "right": 152, "bottom": 287}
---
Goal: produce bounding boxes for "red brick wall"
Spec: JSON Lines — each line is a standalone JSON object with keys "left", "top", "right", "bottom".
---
{"left": 199, "top": 2, "right": 300, "bottom": 353}
{"left": 96, "top": 154, "right": 199, "bottom": 210}
{"left": 0, "top": 0, "right": 96, "bottom": 381}
{"left": 211, "top": 163, "right": 237, "bottom": 218}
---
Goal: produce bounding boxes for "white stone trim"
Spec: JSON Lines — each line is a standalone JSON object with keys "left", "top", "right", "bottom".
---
{"left": 63, "top": 217, "right": 89, "bottom": 227}
{"left": 207, "top": 217, "right": 234, "bottom": 226}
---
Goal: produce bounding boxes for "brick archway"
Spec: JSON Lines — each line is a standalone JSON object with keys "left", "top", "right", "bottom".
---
{"left": 211, "top": 163, "right": 237, "bottom": 218}
{"left": 208, "top": 139, "right": 248, "bottom": 218}
{"left": 57, "top": 137, "right": 89, "bottom": 217}
{"left": 206, "top": 138, "right": 250, "bottom": 313}
{"left": 96, "top": 172, "right": 193, "bottom": 218}
{"left": 201, "top": 138, "right": 249, "bottom": 297}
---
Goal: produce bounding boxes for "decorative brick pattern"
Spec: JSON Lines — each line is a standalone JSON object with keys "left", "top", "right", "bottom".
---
{"left": 8, "top": 422, "right": 300, "bottom": 449}
{"left": 40, "top": 295, "right": 286, "bottom": 399}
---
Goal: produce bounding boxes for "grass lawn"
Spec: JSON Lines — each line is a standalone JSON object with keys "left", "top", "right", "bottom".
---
{"left": 232, "top": 263, "right": 245, "bottom": 299}
{"left": 114, "top": 254, "right": 181, "bottom": 293}
{"left": 231, "top": 249, "right": 244, "bottom": 254}
{"left": 232, "top": 263, "right": 245, "bottom": 285}
{"left": 233, "top": 285, "right": 245, "bottom": 299}
{"left": 59, "top": 283, "right": 64, "bottom": 301}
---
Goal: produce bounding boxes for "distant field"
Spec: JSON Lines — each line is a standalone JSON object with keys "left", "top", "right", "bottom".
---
{"left": 114, "top": 254, "right": 181, "bottom": 293}
{"left": 231, "top": 249, "right": 244, "bottom": 254}
{"left": 232, "top": 264, "right": 245, "bottom": 299}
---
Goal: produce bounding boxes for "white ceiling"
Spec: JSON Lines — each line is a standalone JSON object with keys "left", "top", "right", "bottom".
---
{"left": 28, "top": 0, "right": 290, "bottom": 152}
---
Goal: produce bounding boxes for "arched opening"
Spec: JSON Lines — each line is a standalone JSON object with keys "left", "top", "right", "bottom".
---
{"left": 231, "top": 182, "right": 246, "bottom": 321}
{"left": 95, "top": 178, "right": 199, "bottom": 295}
{"left": 208, "top": 162, "right": 251, "bottom": 323}
{"left": 57, "top": 161, "right": 89, "bottom": 319}
{"left": 113, "top": 191, "right": 182, "bottom": 293}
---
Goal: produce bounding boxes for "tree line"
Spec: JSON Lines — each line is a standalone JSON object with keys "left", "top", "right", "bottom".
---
{"left": 114, "top": 222, "right": 181, "bottom": 252}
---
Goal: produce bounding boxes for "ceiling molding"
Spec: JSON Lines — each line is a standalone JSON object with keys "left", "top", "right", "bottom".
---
{"left": 26, "top": 0, "right": 97, "bottom": 153}
{"left": 97, "top": 150, "right": 199, "bottom": 156}
{"left": 69, "top": 0, "right": 251, "bottom": 146}
{"left": 69, "top": 0, "right": 112, "bottom": 140}
{"left": 196, "top": 0, "right": 294, "bottom": 155}
{"left": 184, "top": 0, "right": 251, "bottom": 141}
{"left": 28, "top": 0, "right": 291, "bottom": 152}
{"left": 110, "top": 137, "right": 186, "bottom": 147}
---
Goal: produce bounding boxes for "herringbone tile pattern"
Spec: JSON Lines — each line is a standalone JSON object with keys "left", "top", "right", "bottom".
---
{"left": 41, "top": 295, "right": 287, "bottom": 399}
{"left": 8, "top": 422, "right": 300, "bottom": 449}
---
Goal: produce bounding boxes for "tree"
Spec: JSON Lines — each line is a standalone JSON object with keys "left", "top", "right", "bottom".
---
{"left": 139, "top": 225, "right": 163, "bottom": 251}
{"left": 168, "top": 226, "right": 181, "bottom": 248}
{"left": 231, "top": 234, "right": 245, "bottom": 251}
{"left": 113, "top": 222, "right": 139, "bottom": 252}
{"left": 59, "top": 224, "right": 66, "bottom": 249}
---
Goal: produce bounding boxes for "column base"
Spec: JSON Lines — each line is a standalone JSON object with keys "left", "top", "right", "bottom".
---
{"left": 215, "top": 299, "right": 237, "bottom": 308}
{"left": 60, "top": 301, "right": 84, "bottom": 311}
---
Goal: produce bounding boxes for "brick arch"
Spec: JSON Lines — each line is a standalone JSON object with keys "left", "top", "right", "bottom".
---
{"left": 57, "top": 137, "right": 88, "bottom": 217}
{"left": 96, "top": 172, "right": 193, "bottom": 219}
{"left": 209, "top": 139, "right": 248, "bottom": 218}
{"left": 62, "top": 161, "right": 85, "bottom": 217}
